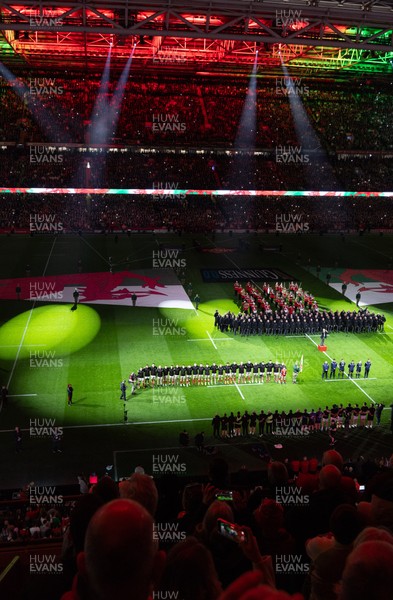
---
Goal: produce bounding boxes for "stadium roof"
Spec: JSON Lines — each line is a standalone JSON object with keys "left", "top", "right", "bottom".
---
{"left": 0, "top": 0, "right": 392, "bottom": 76}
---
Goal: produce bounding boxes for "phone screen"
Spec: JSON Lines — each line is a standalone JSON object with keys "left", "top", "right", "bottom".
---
{"left": 216, "top": 490, "right": 233, "bottom": 501}
{"left": 217, "top": 519, "right": 246, "bottom": 542}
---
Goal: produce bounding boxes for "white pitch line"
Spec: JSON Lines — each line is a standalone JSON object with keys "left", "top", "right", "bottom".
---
{"left": 187, "top": 338, "right": 232, "bottom": 342}
{"left": 388, "top": 325, "right": 393, "bottom": 331}
{"left": 6, "top": 311, "right": 35, "bottom": 389}
{"left": 0, "top": 417, "right": 213, "bottom": 434}
{"left": 378, "top": 332, "right": 393, "bottom": 335}
{"left": 304, "top": 333, "right": 324, "bottom": 349}
{"left": 234, "top": 382, "right": 245, "bottom": 400}
{"left": 324, "top": 378, "right": 376, "bottom": 382}
{"left": 305, "top": 333, "right": 375, "bottom": 404}
{"left": 1, "top": 237, "right": 57, "bottom": 414}
{"left": 126, "top": 418, "right": 213, "bottom": 426}
{"left": 284, "top": 335, "right": 307, "bottom": 338}
{"left": 206, "top": 331, "right": 218, "bottom": 349}
{"left": 8, "top": 394, "right": 38, "bottom": 397}
{"left": 187, "top": 338, "right": 233, "bottom": 342}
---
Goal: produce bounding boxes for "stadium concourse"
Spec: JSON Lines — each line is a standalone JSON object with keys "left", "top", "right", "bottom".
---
{"left": 1, "top": 0, "right": 393, "bottom": 598}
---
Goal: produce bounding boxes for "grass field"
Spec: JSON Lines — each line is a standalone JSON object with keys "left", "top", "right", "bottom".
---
{"left": 0, "top": 231, "right": 393, "bottom": 489}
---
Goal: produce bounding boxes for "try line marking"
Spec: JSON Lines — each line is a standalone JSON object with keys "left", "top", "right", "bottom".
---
{"left": 305, "top": 333, "right": 375, "bottom": 404}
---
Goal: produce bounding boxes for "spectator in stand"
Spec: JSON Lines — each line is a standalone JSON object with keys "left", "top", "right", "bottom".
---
{"left": 158, "top": 536, "right": 222, "bottom": 599}
{"left": 309, "top": 457, "right": 319, "bottom": 474}
{"left": 119, "top": 473, "right": 158, "bottom": 517}
{"left": 356, "top": 470, "right": 393, "bottom": 532}
{"left": 91, "top": 475, "right": 119, "bottom": 504}
{"left": 61, "top": 499, "right": 165, "bottom": 600}
{"left": 177, "top": 483, "right": 204, "bottom": 537}
{"left": 217, "top": 572, "right": 304, "bottom": 600}
{"left": 267, "top": 462, "right": 290, "bottom": 496}
{"left": 339, "top": 541, "right": 393, "bottom": 600}
{"left": 306, "top": 504, "right": 363, "bottom": 600}
{"left": 303, "top": 465, "right": 354, "bottom": 540}
{"left": 62, "top": 494, "right": 104, "bottom": 590}
{"left": 195, "top": 500, "right": 252, "bottom": 588}
{"left": 352, "top": 526, "right": 393, "bottom": 547}
{"left": 295, "top": 450, "right": 357, "bottom": 502}
{"left": 300, "top": 457, "right": 309, "bottom": 474}
{"left": 252, "top": 499, "right": 297, "bottom": 587}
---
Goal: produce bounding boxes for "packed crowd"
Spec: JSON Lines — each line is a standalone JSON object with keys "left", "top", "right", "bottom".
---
{"left": 0, "top": 492, "right": 73, "bottom": 543}
{"left": 303, "top": 87, "right": 393, "bottom": 152}
{"left": 2, "top": 148, "right": 393, "bottom": 192}
{"left": 2, "top": 75, "right": 393, "bottom": 192}
{"left": 0, "top": 78, "right": 297, "bottom": 146}
{"left": 1, "top": 76, "right": 393, "bottom": 152}
{"left": 2, "top": 448, "right": 393, "bottom": 599}
{"left": 1, "top": 194, "right": 393, "bottom": 233}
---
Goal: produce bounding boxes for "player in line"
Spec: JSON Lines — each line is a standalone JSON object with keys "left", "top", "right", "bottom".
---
{"left": 132, "top": 360, "right": 291, "bottom": 388}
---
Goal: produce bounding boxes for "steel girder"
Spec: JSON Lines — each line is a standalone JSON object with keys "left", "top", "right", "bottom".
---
{"left": 0, "top": 1, "right": 392, "bottom": 51}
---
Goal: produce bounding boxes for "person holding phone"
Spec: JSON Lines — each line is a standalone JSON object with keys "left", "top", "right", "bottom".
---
{"left": 217, "top": 520, "right": 275, "bottom": 588}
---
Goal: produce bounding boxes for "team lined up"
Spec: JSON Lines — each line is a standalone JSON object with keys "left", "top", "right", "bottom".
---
{"left": 322, "top": 359, "right": 372, "bottom": 379}
{"left": 130, "top": 361, "right": 299, "bottom": 388}
{"left": 214, "top": 308, "right": 385, "bottom": 336}
{"left": 211, "top": 402, "right": 385, "bottom": 438}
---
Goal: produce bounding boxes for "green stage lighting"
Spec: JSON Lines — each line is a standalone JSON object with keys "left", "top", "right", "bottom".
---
{"left": 0, "top": 304, "right": 101, "bottom": 360}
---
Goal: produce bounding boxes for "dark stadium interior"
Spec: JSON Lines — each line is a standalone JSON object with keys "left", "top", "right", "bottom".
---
{"left": 1, "top": 1, "right": 393, "bottom": 599}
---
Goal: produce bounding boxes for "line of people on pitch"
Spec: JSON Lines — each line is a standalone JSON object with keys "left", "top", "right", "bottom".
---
{"left": 214, "top": 308, "right": 385, "bottom": 336}
{"left": 211, "top": 402, "right": 385, "bottom": 438}
{"left": 322, "top": 359, "right": 371, "bottom": 379}
{"left": 129, "top": 361, "right": 299, "bottom": 389}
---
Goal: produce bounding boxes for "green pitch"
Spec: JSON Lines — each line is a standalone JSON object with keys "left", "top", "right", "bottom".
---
{"left": 0, "top": 232, "right": 392, "bottom": 487}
